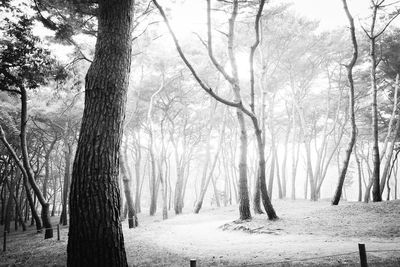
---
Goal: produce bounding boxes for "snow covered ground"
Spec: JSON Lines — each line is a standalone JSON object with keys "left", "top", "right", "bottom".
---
{"left": 1, "top": 199, "right": 399, "bottom": 266}
{"left": 126, "top": 199, "right": 400, "bottom": 266}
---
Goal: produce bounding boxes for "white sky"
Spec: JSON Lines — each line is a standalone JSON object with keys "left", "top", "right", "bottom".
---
{"left": 287, "top": 0, "right": 400, "bottom": 30}
{"left": 168, "top": 0, "right": 400, "bottom": 34}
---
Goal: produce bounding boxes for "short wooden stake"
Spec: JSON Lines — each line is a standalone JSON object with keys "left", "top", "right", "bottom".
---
{"left": 190, "top": 259, "right": 196, "bottom": 267}
{"left": 358, "top": 243, "right": 368, "bottom": 267}
{"left": 3, "top": 231, "right": 6, "bottom": 252}
{"left": 57, "top": 224, "right": 60, "bottom": 241}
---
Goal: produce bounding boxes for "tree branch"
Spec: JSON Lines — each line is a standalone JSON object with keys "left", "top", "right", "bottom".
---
{"left": 152, "top": 0, "right": 241, "bottom": 109}
{"left": 249, "top": 0, "right": 266, "bottom": 113}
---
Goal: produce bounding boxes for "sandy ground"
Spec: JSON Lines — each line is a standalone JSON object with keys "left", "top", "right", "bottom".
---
{"left": 1, "top": 199, "right": 400, "bottom": 266}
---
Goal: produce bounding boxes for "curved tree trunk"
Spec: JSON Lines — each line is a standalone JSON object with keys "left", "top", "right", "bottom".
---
{"left": 0, "top": 126, "right": 42, "bottom": 231}
{"left": 253, "top": 123, "right": 277, "bottom": 220}
{"left": 67, "top": 1, "right": 134, "bottom": 266}
{"left": 19, "top": 88, "right": 53, "bottom": 238}
{"left": 332, "top": 0, "right": 358, "bottom": 205}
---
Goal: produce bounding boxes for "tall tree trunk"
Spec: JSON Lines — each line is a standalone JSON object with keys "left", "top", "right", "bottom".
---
{"left": 380, "top": 75, "right": 400, "bottom": 195}
{"left": 291, "top": 104, "right": 299, "bottom": 200}
{"left": 19, "top": 87, "right": 53, "bottom": 238}
{"left": 60, "top": 141, "right": 72, "bottom": 226}
{"left": 281, "top": 119, "right": 291, "bottom": 198}
{"left": 67, "top": 1, "right": 134, "bottom": 266}
{"left": 387, "top": 150, "right": 400, "bottom": 200}
{"left": 159, "top": 164, "right": 168, "bottom": 220}
{"left": 147, "top": 78, "right": 165, "bottom": 216}
{"left": 304, "top": 168, "right": 309, "bottom": 199}
{"left": 267, "top": 144, "right": 275, "bottom": 198}
{"left": 181, "top": 158, "right": 191, "bottom": 209}
{"left": 354, "top": 146, "right": 363, "bottom": 202}
{"left": 253, "top": 124, "right": 277, "bottom": 219}
{"left": 0, "top": 127, "right": 42, "bottom": 230}
{"left": 120, "top": 150, "right": 138, "bottom": 228}
{"left": 275, "top": 148, "right": 282, "bottom": 199}
{"left": 12, "top": 171, "right": 26, "bottom": 231}
{"left": 367, "top": 3, "right": 382, "bottom": 202}
{"left": 332, "top": 0, "right": 358, "bottom": 205}
{"left": 4, "top": 178, "right": 15, "bottom": 233}
{"left": 394, "top": 161, "right": 398, "bottom": 199}
{"left": 293, "top": 99, "right": 316, "bottom": 200}
{"left": 252, "top": 168, "right": 263, "bottom": 214}
{"left": 149, "top": 150, "right": 158, "bottom": 216}
{"left": 237, "top": 110, "right": 251, "bottom": 220}
{"left": 134, "top": 138, "right": 141, "bottom": 213}
{"left": 193, "top": 118, "right": 225, "bottom": 213}
{"left": 172, "top": 133, "right": 184, "bottom": 214}
{"left": 43, "top": 137, "right": 57, "bottom": 201}
{"left": 211, "top": 176, "right": 220, "bottom": 207}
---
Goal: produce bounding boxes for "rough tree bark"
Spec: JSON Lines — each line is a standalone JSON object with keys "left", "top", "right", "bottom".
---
{"left": 67, "top": 1, "right": 134, "bottom": 266}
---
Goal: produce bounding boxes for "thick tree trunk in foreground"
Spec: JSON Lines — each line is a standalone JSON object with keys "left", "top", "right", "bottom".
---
{"left": 332, "top": 0, "right": 358, "bottom": 205}
{"left": 67, "top": 1, "right": 134, "bottom": 266}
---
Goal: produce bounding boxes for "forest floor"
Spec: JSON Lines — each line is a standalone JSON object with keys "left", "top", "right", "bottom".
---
{"left": 0, "top": 199, "right": 399, "bottom": 266}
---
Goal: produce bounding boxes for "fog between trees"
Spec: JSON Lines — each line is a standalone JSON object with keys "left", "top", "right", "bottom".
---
{"left": 1, "top": 0, "right": 400, "bottom": 266}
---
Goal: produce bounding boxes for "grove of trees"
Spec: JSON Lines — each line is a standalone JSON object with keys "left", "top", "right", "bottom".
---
{"left": 1, "top": 0, "right": 400, "bottom": 265}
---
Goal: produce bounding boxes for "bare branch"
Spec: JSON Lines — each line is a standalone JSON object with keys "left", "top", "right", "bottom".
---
{"left": 249, "top": 0, "right": 266, "bottom": 113}
{"left": 152, "top": 0, "right": 241, "bottom": 109}
{"left": 207, "top": 0, "right": 236, "bottom": 85}
{"left": 375, "top": 10, "right": 400, "bottom": 38}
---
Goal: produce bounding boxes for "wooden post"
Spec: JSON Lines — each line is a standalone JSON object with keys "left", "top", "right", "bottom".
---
{"left": 190, "top": 259, "right": 196, "bottom": 267}
{"left": 3, "top": 231, "right": 6, "bottom": 252}
{"left": 57, "top": 224, "right": 60, "bottom": 241}
{"left": 358, "top": 243, "right": 368, "bottom": 267}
